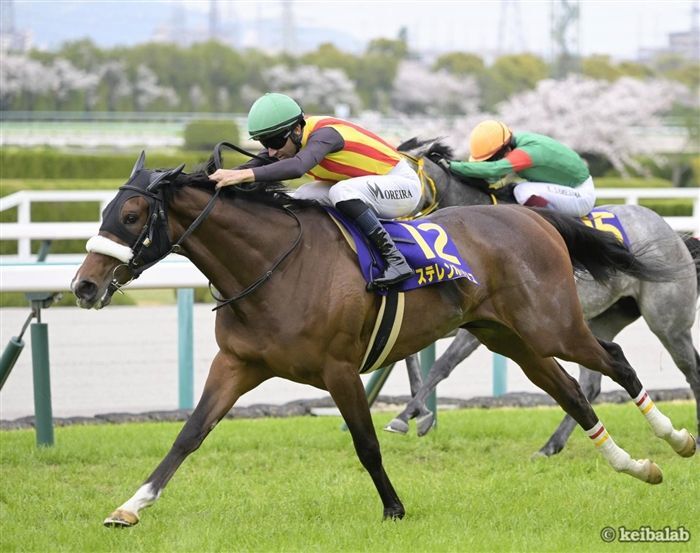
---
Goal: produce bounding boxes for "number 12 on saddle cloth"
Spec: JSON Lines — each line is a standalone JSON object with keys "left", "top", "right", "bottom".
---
{"left": 327, "top": 208, "right": 480, "bottom": 294}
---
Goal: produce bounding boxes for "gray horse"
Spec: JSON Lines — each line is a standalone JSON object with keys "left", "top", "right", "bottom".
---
{"left": 387, "top": 139, "right": 700, "bottom": 454}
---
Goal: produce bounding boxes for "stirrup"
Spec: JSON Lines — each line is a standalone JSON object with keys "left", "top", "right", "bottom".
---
{"left": 367, "top": 266, "right": 414, "bottom": 291}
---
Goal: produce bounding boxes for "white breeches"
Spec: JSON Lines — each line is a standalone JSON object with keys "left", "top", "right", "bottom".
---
{"left": 514, "top": 176, "right": 596, "bottom": 217}
{"left": 292, "top": 158, "right": 421, "bottom": 218}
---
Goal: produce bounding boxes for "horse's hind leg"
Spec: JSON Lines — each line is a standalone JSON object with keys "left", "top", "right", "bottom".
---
{"left": 323, "top": 364, "right": 404, "bottom": 520}
{"left": 538, "top": 302, "right": 638, "bottom": 457}
{"left": 536, "top": 366, "right": 606, "bottom": 458}
{"left": 104, "top": 352, "right": 268, "bottom": 528}
{"left": 636, "top": 286, "right": 700, "bottom": 447}
{"left": 383, "top": 354, "right": 427, "bottom": 435}
{"left": 640, "top": 329, "right": 700, "bottom": 447}
{"left": 577, "top": 337, "right": 696, "bottom": 458}
{"left": 385, "top": 329, "right": 480, "bottom": 436}
{"left": 470, "top": 326, "right": 663, "bottom": 484}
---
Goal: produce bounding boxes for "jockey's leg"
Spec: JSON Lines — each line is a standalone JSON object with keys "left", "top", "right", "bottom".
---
{"left": 331, "top": 160, "right": 421, "bottom": 290}
{"left": 523, "top": 195, "right": 549, "bottom": 207}
{"left": 291, "top": 180, "right": 335, "bottom": 205}
{"left": 514, "top": 176, "right": 596, "bottom": 217}
{"left": 335, "top": 199, "right": 414, "bottom": 289}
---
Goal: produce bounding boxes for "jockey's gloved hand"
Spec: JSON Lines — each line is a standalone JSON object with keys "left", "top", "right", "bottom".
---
{"left": 427, "top": 152, "right": 451, "bottom": 172}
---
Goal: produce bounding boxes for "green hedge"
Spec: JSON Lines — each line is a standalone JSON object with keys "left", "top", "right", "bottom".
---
{"left": 183, "top": 119, "right": 239, "bottom": 151}
{"left": 595, "top": 177, "right": 673, "bottom": 188}
{"left": 0, "top": 148, "right": 247, "bottom": 179}
{"left": 0, "top": 291, "right": 136, "bottom": 308}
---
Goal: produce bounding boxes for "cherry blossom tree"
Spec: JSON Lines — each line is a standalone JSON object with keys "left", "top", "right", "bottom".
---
{"left": 98, "top": 61, "right": 132, "bottom": 111}
{"left": 49, "top": 58, "right": 99, "bottom": 110}
{"left": 0, "top": 55, "right": 53, "bottom": 110}
{"left": 495, "top": 76, "right": 691, "bottom": 174}
{"left": 390, "top": 60, "right": 480, "bottom": 116}
{"left": 415, "top": 75, "right": 691, "bottom": 174}
{"left": 262, "top": 64, "right": 361, "bottom": 115}
{"left": 131, "top": 64, "right": 178, "bottom": 111}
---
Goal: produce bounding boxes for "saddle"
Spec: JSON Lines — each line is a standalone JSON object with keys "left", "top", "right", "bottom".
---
{"left": 327, "top": 207, "right": 479, "bottom": 295}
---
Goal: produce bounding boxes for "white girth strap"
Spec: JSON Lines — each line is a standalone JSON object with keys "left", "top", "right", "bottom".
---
{"left": 86, "top": 235, "right": 133, "bottom": 263}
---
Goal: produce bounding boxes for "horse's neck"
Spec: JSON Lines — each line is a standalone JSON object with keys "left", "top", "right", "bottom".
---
{"left": 435, "top": 170, "right": 494, "bottom": 207}
{"left": 168, "top": 188, "right": 296, "bottom": 301}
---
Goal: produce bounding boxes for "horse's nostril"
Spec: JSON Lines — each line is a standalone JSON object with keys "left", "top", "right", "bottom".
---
{"left": 74, "top": 280, "right": 98, "bottom": 301}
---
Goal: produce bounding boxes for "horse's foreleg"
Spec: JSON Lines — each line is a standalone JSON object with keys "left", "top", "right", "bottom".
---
{"left": 324, "top": 365, "right": 404, "bottom": 520}
{"left": 385, "top": 329, "right": 480, "bottom": 436}
{"left": 590, "top": 339, "right": 696, "bottom": 458}
{"left": 104, "top": 352, "right": 267, "bottom": 528}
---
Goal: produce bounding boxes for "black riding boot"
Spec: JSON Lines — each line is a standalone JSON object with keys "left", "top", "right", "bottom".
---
{"left": 336, "top": 200, "right": 414, "bottom": 289}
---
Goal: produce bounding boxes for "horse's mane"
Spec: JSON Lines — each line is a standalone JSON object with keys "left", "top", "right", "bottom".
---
{"left": 170, "top": 170, "right": 316, "bottom": 210}
{"left": 397, "top": 137, "right": 455, "bottom": 160}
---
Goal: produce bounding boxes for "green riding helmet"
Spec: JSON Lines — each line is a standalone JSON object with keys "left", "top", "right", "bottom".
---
{"left": 247, "top": 93, "right": 304, "bottom": 140}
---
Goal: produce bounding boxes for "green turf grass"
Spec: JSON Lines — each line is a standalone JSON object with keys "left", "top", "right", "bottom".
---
{"left": 1, "top": 402, "right": 697, "bottom": 552}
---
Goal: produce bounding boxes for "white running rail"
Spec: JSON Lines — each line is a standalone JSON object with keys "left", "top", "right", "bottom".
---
{"left": 0, "top": 188, "right": 698, "bottom": 293}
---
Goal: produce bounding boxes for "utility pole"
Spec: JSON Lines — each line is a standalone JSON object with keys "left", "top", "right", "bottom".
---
{"left": 0, "top": 0, "right": 16, "bottom": 50}
{"left": 281, "top": 0, "right": 296, "bottom": 53}
{"left": 209, "top": 0, "right": 219, "bottom": 42}
{"left": 550, "top": 0, "right": 581, "bottom": 78}
{"left": 498, "top": 0, "right": 527, "bottom": 56}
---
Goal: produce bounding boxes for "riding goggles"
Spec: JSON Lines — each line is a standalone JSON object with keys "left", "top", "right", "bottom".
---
{"left": 259, "top": 129, "right": 292, "bottom": 150}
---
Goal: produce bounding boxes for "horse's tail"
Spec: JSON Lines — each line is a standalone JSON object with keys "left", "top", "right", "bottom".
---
{"left": 682, "top": 234, "right": 700, "bottom": 293}
{"left": 532, "top": 208, "right": 680, "bottom": 283}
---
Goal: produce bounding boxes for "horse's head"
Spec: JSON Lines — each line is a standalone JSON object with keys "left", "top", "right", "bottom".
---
{"left": 71, "top": 151, "right": 184, "bottom": 309}
{"left": 398, "top": 137, "right": 454, "bottom": 163}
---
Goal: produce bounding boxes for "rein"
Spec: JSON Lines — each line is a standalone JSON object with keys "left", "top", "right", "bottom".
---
{"left": 210, "top": 207, "right": 303, "bottom": 310}
{"left": 199, "top": 142, "right": 304, "bottom": 309}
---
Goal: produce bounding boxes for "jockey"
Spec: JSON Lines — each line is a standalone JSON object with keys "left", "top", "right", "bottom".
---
{"left": 446, "top": 120, "right": 596, "bottom": 217}
{"left": 210, "top": 92, "right": 421, "bottom": 289}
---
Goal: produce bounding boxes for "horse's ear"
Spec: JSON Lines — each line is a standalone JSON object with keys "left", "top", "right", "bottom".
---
{"left": 130, "top": 150, "right": 146, "bottom": 179}
{"left": 147, "top": 163, "right": 186, "bottom": 191}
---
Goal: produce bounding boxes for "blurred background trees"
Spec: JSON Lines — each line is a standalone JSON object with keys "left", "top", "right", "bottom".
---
{"left": 1, "top": 36, "right": 697, "bottom": 179}
{"left": 2, "top": 37, "right": 696, "bottom": 117}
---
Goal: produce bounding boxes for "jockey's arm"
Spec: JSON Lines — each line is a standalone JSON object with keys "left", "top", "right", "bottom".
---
{"left": 449, "top": 145, "right": 538, "bottom": 182}
{"left": 251, "top": 127, "right": 344, "bottom": 182}
{"left": 449, "top": 157, "right": 516, "bottom": 181}
{"left": 235, "top": 151, "right": 278, "bottom": 169}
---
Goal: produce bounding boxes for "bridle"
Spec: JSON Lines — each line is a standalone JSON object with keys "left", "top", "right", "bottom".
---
{"left": 95, "top": 143, "right": 303, "bottom": 310}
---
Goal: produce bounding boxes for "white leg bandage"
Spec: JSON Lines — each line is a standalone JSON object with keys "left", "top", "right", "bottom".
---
{"left": 634, "top": 389, "right": 687, "bottom": 450}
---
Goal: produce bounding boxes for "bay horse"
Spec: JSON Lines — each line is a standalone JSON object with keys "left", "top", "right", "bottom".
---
{"left": 389, "top": 139, "right": 700, "bottom": 454}
{"left": 71, "top": 152, "right": 695, "bottom": 527}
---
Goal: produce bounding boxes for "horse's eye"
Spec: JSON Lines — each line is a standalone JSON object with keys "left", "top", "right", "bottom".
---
{"left": 124, "top": 214, "right": 138, "bottom": 225}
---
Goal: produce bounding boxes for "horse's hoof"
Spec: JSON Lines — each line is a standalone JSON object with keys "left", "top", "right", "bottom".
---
{"left": 640, "top": 459, "right": 663, "bottom": 485}
{"left": 104, "top": 509, "right": 139, "bottom": 528}
{"left": 674, "top": 429, "right": 696, "bottom": 458}
{"left": 416, "top": 413, "right": 436, "bottom": 437}
{"left": 384, "top": 419, "right": 409, "bottom": 435}
{"left": 383, "top": 506, "right": 405, "bottom": 521}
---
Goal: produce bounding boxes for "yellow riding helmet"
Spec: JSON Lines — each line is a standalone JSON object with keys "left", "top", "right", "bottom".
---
{"left": 468, "top": 120, "right": 513, "bottom": 162}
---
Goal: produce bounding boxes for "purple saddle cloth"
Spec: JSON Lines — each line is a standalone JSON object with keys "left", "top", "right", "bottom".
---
{"left": 327, "top": 208, "right": 479, "bottom": 293}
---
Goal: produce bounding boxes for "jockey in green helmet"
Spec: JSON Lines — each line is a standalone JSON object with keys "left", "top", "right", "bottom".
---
{"left": 210, "top": 92, "right": 422, "bottom": 290}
